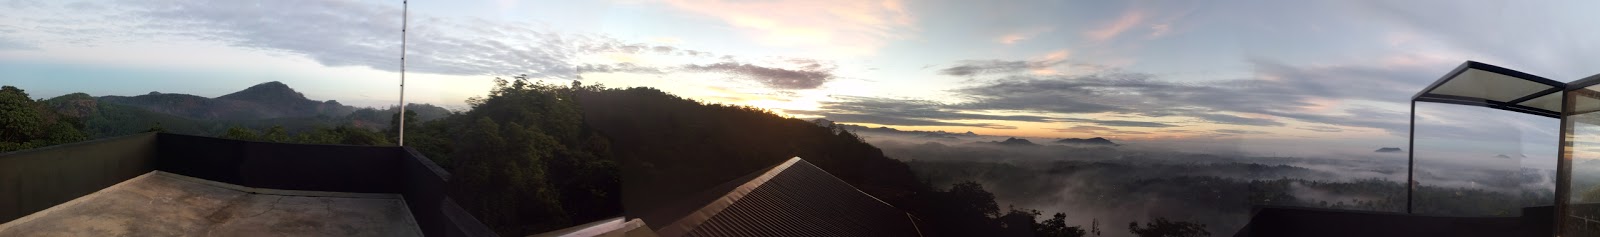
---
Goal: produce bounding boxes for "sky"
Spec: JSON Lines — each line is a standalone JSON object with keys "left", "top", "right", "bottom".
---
{"left": 3, "top": 0, "right": 1598, "bottom": 161}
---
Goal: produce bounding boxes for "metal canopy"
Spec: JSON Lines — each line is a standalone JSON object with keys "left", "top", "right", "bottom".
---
{"left": 1408, "top": 60, "right": 1565, "bottom": 214}
{"left": 1413, "top": 61, "right": 1565, "bottom": 118}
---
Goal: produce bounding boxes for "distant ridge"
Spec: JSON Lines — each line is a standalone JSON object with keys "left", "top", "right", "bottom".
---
{"left": 1375, "top": 147, "right": 1402, "bottom": 153}
{"left": 1054, "top": 137, "right": 1117, "bottom": 146}
{"left": 829, "top": 122, "right": 981, "bottom": 138}
{"left": 985, "top": 137, "right": 1039, "bottom": 146}
{"left": 92, "top": 81, "right": 451, "bottom": 128}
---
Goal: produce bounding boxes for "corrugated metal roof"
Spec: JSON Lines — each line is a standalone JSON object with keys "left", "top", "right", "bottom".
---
{"left": 651, "top": 157, "right": 922, "bottom": 237}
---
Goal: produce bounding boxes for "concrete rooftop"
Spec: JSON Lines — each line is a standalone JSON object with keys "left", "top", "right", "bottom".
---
{"left": 0, "top": 171, "right": 422, "bottom": 236}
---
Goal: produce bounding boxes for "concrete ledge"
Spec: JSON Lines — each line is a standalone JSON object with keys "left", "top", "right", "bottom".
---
{"left": 0, "top": 171, "right": 423, "bottom": 236}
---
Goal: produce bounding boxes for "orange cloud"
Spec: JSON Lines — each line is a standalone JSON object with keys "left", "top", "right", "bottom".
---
{"left": 1085, "top": 10, "right": 1144, "bottom": 42}
{"left": 995, "top": 27, "right": 1052, "bottom": 45}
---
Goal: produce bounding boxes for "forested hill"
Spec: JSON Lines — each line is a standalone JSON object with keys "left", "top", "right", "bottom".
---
{"left": 27, "top": 82, "right": 452, "bottom": 138}
{"left": 574, "top": 86, "right": 1084, "bottom": 237}
{"left": 97, "top": 81, "right": 451, "bottom": 121}
{"left": 575, "top": 87, "right": 924, "bottom": 217}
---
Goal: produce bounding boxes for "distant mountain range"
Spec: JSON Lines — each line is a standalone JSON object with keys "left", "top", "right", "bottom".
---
{"left": 96, "top": 81, "right": 443, "bottom": 121}
{"left": 43, "top": 81, "right": 452, "bottom": 137}
{"left": 1375, "top": 147, "right": 1403, "bottom": 153}
{"left": 815, "top": 120, "right": 981, "bottom": 138}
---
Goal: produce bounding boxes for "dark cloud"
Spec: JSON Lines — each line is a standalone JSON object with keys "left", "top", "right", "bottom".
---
{"left": 820, "top": 96, "right": 1056, "bottom": 122}
{"left": 820, "top": 113, "right": 1018, "bottom": 129}
{"left": 1054, "top": 125, "right": 1152, "bottom": 135}
{"left": 576, "top": 63, "right": 665, "bottom": 75}
{"left": 1056, "top": 125, "right": 1114, "bottom": 132}
{"left": 650, "top": 45, "right": 676, "bottom": 54}
{"left": 1215, "top": 129, "right": 1269, "bottom": 134}
{"left": 1058, "top": 118, "right": 1177, "bottom": 128}
{"left": 1191, "top": 113, "right": 1284, "bottom": 126}
{"left": 939, "top": 60, "right": 1053, "bottom": 76}
{"left": 683, "top": 62, "right": 835, "bottom": 90}
{"left": 1299, "top": 125, "right": 1343, "bottom": 132}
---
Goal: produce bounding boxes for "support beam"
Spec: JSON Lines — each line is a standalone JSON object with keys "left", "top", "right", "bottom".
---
{"left": 1408, "top": 100, "right": 1416, "bottom": 214}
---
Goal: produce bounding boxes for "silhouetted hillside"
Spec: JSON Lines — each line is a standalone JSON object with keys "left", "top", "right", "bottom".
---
{"left": 574, "top": 86, "right": 1065, "bottom": 236}
{"left": 1055, "top": 137, "right": 1117, "bottom": 146}
{"left": 986, "top": 137, "right": 1040, "bottom": 146}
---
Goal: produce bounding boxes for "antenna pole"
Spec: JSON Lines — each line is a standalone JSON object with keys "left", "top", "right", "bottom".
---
{"left": 398, "top": 0, "right": 408, "bottom": 146}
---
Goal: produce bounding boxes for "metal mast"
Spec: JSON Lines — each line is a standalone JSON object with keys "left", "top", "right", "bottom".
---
{"left": 398, "top": 0, "right": 408, "bottom": 146}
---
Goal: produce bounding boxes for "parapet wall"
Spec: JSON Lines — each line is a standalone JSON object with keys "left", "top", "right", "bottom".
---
{"left": 0, "top": 132, "right": 494, "bottom": 237}
{"left": 0, "top": 133, "right": 158, "bottom": 223}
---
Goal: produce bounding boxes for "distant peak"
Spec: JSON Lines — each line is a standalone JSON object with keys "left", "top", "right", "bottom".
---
{"left": 218, "top": 81, "right": 307, "bottom": 101}
{"left": 991, "top": 137, "right": 1038, "bottom": 146}
{"left": 1055, "top": 137, "right": 1117, "bottom": 146}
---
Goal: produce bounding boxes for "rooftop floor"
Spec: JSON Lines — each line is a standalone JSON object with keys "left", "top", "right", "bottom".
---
{"left": 0, "top": 171, "right": 422, "bottom": 237}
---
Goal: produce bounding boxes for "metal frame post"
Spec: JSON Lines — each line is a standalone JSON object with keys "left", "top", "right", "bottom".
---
{"left": 398, "top": 0, "right": 408, "bottom": 146}
{"left": 1408, "top": 100, "right": 1416, "bottom": 214}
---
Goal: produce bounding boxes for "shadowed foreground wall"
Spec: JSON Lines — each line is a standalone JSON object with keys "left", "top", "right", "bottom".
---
{"left": 0, "top": 132, "right": 495, "bottom": 237}
{"left": 1234, "top": 205, "right": 1553, "bottom": 237}
{"left": 0, "top": 133, "right": 158, "bottom": 223}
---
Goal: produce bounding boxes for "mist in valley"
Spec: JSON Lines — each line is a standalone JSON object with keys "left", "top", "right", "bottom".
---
{"left": 852, "top": 128, "right": 1557, "bottom": 236}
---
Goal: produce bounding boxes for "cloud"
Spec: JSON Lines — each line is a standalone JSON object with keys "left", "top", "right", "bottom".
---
{"left": 576, "top": 63, "right": 666, "bottom": 75}
{"left": 1299, "top": 125, "right": 1344, "bottom": 133}
{"left": 1058, "top": 118, "right": 1177, "bottom": 128}
{"left": 682, "top": 61, "right": 836, "bottom": 89}
{"left": 1054, "top": 125, "right": 1153, "bottom": 135}
{"left": 1215, "top": 129, "right": 1269, "bottom": 135}
{"left": 1056, "top": 125, "right": 1114, "bottom": 132}
{"left": 940, "top": 58, "right": 1453, "bottom": 135}
{"left": 6, "top": 0, "right": 44, "bottom": 9}
{"left": 1085, "top": 10, "right": 1143, "bottom": 42}
{"left": 1354, "top": 1, "right": 1600, "bottom": 79}
{"left": 939, "top": 51, "right": 1078, "bottom": 76}
{"left": 820, "top": 113, "right": 1017, "bottom": 129}
{"left": 1192, "top": 113, "right": 1284, "bottom": 126}
{"left": 996, "top": 27, "right": 1052, "bottom": 45}
{"left": 0, "top": 35, "right": 34, "bottom": 50}
{"left": 813, "top": 95, "right": 1056, "bottom": 122}
{"left": 939, "top": 60, "right": 1058, "bottom": 76}
{"left": 652, "top": 0, "right": 915, "bottom": 56}
{"left": 111, "top": 0, "right": 706, "bottom": 79}
{"left": 1148, "top": 23, "right": 1171, "bottom": 37}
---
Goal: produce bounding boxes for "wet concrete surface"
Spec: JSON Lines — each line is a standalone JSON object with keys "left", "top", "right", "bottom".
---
{"left": 0, "top": 172, "right": 421, "bottom": 237}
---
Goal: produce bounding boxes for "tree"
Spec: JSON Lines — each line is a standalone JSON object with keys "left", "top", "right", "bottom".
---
{"left": 1036, "top": 213, "right": 1088, "bottom": 237}
{"left": 447, "top": 76, "right": 616, "bottom": 235}
{"left": 222, "top": 126, "right": 260, "bottom": 141}
{"left": 262, "top": 125, "right": 289, "bottom": 142}
{"left": 1129, "top": 218, "right": 1210, "bottom": 237}
{"left": 1, "top": 86, "right": 87, "bottom": 152}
